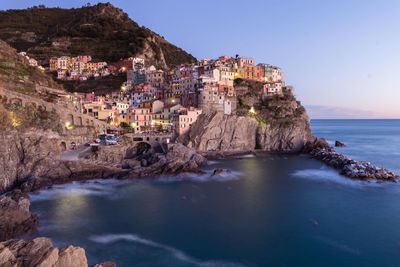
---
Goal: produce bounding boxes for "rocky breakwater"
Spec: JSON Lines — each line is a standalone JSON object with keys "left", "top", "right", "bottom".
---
{"left": 304, "top": 138, "right": 399, "bottom": 181}
{"left": 182, "top": 87, "right": 313, "bottom": 154}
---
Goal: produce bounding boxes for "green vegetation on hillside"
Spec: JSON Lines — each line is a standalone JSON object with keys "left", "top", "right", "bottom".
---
{"left": 0, "top": 3, "right": 196, "bottom": 66}
{"left": 0, "top": 101, "right": 62, "bottom": 132}
{"left": 237, "top": 84, "right": 306, "bottom": 128}
{"left": 59, "top": 73, "right": 127, "bottom": 95}
{"left": 0, "top": 40, "right": 61, "bottom": 93}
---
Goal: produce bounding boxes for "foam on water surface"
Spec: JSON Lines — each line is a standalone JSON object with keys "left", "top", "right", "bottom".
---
{"left": 89, "top": 234, "right": 246, "bottom": 267}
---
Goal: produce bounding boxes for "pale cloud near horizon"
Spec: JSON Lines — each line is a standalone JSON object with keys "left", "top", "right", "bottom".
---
{"left": 305, "top": 105, "right": 398, "bottom": 119}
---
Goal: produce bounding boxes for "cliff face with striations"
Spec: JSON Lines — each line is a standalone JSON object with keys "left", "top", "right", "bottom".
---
{"left": 185, "top": 113, "right": 259, "bottom": 152}
{"left": 256, "top": 111, "right": 313, "bottom": 152}
{"left": 183, "top": 87, "right": 314, "bottom": 153}
{"left": 0, "top": 130, "right": 63, "bottom": 193}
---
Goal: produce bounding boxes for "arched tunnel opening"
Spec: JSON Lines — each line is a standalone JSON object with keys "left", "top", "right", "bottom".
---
{"left": 135, "top": 142, "right": 152, "bottom": 156}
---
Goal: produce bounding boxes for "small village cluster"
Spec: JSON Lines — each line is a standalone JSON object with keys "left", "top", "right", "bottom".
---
{"left": 48, "top": 55, "right": 109, "bottom": 80}
{"left": 23, "top": 52, "right": 286, "bottom": 137}
{"left": 18, "top": 52, "right": 44, "bottom": 71}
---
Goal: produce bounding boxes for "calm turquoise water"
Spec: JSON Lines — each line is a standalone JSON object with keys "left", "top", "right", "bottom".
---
{"left": 30, "top": 120, "right": 400, "bottom": 267}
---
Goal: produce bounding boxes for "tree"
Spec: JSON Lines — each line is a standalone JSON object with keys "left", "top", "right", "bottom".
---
{"left": 119, "top": 122, "right": 130, "bottom": 128}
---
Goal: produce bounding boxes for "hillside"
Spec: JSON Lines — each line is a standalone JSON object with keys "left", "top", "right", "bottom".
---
{"left": 0, "top": 2, "right": 196, "bottom": 67}
{"left": 0, "top": 39, "right": 61, "bottom": 93}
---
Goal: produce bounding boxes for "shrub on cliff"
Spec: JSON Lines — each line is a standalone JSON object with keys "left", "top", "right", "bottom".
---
{"left": 1, "top": 103, "right": 62, "bottom": 133}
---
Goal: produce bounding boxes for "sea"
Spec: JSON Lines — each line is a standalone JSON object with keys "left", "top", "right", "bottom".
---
{"left": 29, "top": 120, "right": 400, "bottom": 267}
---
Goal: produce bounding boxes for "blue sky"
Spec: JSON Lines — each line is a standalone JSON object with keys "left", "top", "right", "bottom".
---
{"left": 2, "top": 0, "right": 400, "bottom": 118}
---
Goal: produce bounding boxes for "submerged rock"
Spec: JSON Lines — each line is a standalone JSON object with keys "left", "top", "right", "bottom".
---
{"left": 335, "top": 140, "right": 346, "bottom": 147}
{"left": 211, "top": 168, "right": 232, "bottom": 177}
{"left": 94, "top": 262, "right": 117, "bottom": 267}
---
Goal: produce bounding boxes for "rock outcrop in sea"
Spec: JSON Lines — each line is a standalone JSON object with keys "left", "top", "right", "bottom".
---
{"left": 182, "top": 88, "right": 314, "bottom": 153}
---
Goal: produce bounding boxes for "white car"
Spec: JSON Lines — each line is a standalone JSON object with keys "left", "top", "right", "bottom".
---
{"left": 105, "top": 135, "right": 118, "bottom": 145}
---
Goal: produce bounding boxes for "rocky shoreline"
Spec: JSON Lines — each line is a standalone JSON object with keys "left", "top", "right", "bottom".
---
{"left": 304, "top": 138, "right": 399, "bottom": 181}
{"left": 0, "top": 236, "right": 117, "bottom": 267}
{"left": 0, "top": 139, "right": 208, "bottom": 266}
{"left": 2, "top": 132, "right": 400, "bottom": 266}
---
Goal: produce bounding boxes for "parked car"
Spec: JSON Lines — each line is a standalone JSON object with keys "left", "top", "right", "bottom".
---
{"left": 96, "top": 134, "right": 119, "bottom": 145}
{"left": 105, "top": 135, "right": 118, "bottom": 145}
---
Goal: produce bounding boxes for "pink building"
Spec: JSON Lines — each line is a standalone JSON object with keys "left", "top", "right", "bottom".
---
{"left": 76, "top": 55, "right": 92, "bottom": 64}
{"left": 175, "top": 107, "right": 202, "bottom": 136}
{"left": 75, "top": 92, "right": 96, "bottom": 103}
{"left": 128, "top": 107, "right": 152, "bottom": 132}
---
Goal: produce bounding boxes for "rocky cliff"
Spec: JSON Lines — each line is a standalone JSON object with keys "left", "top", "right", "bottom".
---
{"left": 0, "top": 192, "right": 37, "bottom": 241}
{"left": 0, "top": 129, "right": 63, "bottom": 193}
{"left": 183, "top": 87, "right": 314, "bottom": 153}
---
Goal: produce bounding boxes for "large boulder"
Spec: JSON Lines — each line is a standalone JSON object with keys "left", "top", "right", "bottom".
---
{"left": 0, "top": 193, "right": 37, "bottom": 241}
{"left": 166, "top": 143, "right": 207, "bottom": 166}
{"left": 0, "top": 238, "right": 88, "bottom": 267}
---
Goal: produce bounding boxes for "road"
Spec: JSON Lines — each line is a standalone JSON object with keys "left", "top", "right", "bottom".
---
{"left": 60, "top": 146, "right": 92, "bottom": 161}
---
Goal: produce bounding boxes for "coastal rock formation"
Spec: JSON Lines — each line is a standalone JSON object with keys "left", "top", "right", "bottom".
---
{"left": 0, "top": 130, "right": 62, "bottom": 193}
{"left": 89, "top": 143, "right": 207, "bottom": 179}
{"left": 0, "top": 238, "right": 89, "bottom": 267}
{"left": 0, "top": 192, "right": 37, "bottom": 241}
{"left": 20, "top": 161, "right": 126, "bottom": 193}
{"left": 184, "top": 112, "right": 259, "bottom": 152}
{"left": 257, "top": 111, "right": 313, "bottom": 152}
{"left": 183, "top": 87, "right": 314, "bottom": 154}
{"left": 305, "top": 138, "right": 399, "bottom": 181}
{"left": 184, "top": 111, "right": 313, "bottom": 153}
{"left": 0, "top": 125, "right": 208, "bottom": 196}
{"left": 0, "top": 129, "right": 120, "bottom": 194}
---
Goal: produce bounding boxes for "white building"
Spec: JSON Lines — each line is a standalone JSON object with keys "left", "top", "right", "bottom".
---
{"left": 114, "top": 102, "right": 129, "bottom": 114}
{"left": 263, "top": 82, "right": 284, "bottom": 95}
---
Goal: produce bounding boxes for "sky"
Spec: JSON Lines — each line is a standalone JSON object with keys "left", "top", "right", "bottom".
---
{"left": 2, "top": 0, "right": 400, "bottom": 118}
